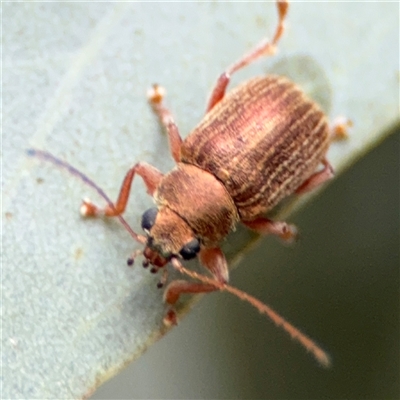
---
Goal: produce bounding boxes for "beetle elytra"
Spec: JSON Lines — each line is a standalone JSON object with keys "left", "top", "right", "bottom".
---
{"left": 29, "top": 0, "right": 351, "bottom": 367}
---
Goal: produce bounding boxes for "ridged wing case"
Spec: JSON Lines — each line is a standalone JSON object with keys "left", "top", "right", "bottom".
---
{"left": 180, "top": 75, "right": 330, "bottom": 220}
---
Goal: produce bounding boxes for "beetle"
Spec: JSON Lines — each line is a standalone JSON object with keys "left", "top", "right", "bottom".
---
{"left": 29, "top": 0, "right": 349, "bottom": 367}
{"left": 81, "top": 0, "right": 347, "bottom": 316}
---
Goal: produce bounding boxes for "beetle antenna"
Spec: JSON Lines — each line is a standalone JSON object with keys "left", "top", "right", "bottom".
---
{"left": 171, "top": 257, "right": 331, "bottom": 368}
{"left": 26, "top": 148, "right": 145, "bottom": 244}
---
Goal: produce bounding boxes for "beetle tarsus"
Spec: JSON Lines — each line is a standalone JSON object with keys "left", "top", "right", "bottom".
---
{"left": 147, "top": 84, "right": 165, "bottom": 104}
{"left": 330, "top": 116, "right": 352, "bottom": 141}
{"left": 158, "top": 269, "right": 169, "bottom": 288}
{"left": 163, "top": 308, "right": 178, "bottom": 326}
{"left": 80, "top": 197, "right": 101, "bottom": 217}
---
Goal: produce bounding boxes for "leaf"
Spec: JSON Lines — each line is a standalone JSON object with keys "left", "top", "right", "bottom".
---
{"left": 3, "top": 2, "right": 398, "bottom": 399}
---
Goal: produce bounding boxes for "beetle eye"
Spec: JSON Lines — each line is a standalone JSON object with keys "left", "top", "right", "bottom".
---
{"left": 141, "top": 207, "right": 158, "bottom": 232}
{"left": 179, "top": 238, "right": 201, "bottom": 260}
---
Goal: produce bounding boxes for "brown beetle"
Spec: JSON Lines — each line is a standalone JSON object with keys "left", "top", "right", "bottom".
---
{"left": 29, "top": 0, "right": 349, "bottom": 367}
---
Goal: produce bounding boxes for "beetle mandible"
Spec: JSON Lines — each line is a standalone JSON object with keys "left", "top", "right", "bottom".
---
{"left": 28, "top": 0, "right": 350, "bottom": 366}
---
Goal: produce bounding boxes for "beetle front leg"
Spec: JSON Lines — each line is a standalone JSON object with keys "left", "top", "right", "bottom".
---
{"left": 206, "top": 0, "right": 288, "bottom": 112}
{"left": 163, "top": 279, "right": 219, "bottom": 325}
{"left": 81, "top": 162, "right": 163, "bottom": 217}
{"left": 199, "top": 247, "right": 229, "bottom": 283}
{"left": 148, "top": 84, "right": 182, "bottom": 163}
{"left": 243, "top": 217, "right": 298, "bottom": 242}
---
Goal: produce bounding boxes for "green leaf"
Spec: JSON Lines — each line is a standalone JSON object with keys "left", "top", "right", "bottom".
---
{"left": 3, "top": 2, "right": 398, "bottom": 399}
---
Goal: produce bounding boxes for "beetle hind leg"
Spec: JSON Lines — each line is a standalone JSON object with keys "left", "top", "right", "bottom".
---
{"left": 206, "top": 0, "right": 289, "bottom": 112}
{"left": 295, "top": 158, "right": 334, "bottom": 195}
{"left": 148, "top": 84, "right": 183, "bottom": 163}
{"left": 295, "top": 117, "right": 350, "bottom": 195}
{"left": 243, "top": 217, "right": 298, "bottom": 243}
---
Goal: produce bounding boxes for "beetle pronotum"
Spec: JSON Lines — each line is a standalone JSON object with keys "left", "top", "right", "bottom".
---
{"left": 29, "top": 0, "right": 350, "bottom": 367}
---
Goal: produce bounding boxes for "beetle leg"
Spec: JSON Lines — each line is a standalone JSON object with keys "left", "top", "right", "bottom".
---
{"left": 148, "top": 84, "right": 182, "bottom": 163}
{"left": 294, "top": 118, "right": 349, "bottom": 196}
{"left": 295, "top": 158, "right": 334, "bottom": 195}
{"left": 163, "top": 279, "right": 219, "bottom": 325}
{"left": 243, "top": 217, "right": 298, "bottom": 242}
{"left": 330, "top": 116, "right": 352, "bottom": 141}
{"left": 80, "top": 162, "right": 163, "bottom": 217}
{"left": 206, "top": 0, "right": 288, "bottom": 112}
{"left": 199, "top": 247, "right": 230, "bottom": 283}
{"left": 164, "top": 280, "right": 219, "bottom": 304}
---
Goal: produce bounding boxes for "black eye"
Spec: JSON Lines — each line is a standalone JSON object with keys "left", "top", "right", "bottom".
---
{"left": 141, "top": 208, "right": 158, "bottom": 232}
{"left": 179, "top": 238, "right": 200, "bottom": 260}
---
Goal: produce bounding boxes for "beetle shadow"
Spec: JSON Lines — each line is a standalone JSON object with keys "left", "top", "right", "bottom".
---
{"left": 267, "top": 54, "right": 333, "bottom": 115}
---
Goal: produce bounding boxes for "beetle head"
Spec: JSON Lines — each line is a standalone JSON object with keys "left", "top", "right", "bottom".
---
{"left": 141, "top": 206, "right": 200, "bottom": 266}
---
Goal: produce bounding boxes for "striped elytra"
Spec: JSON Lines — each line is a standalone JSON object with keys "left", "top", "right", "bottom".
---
{"left": 180, "top": 75, "right": 330, "bottom": 221}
